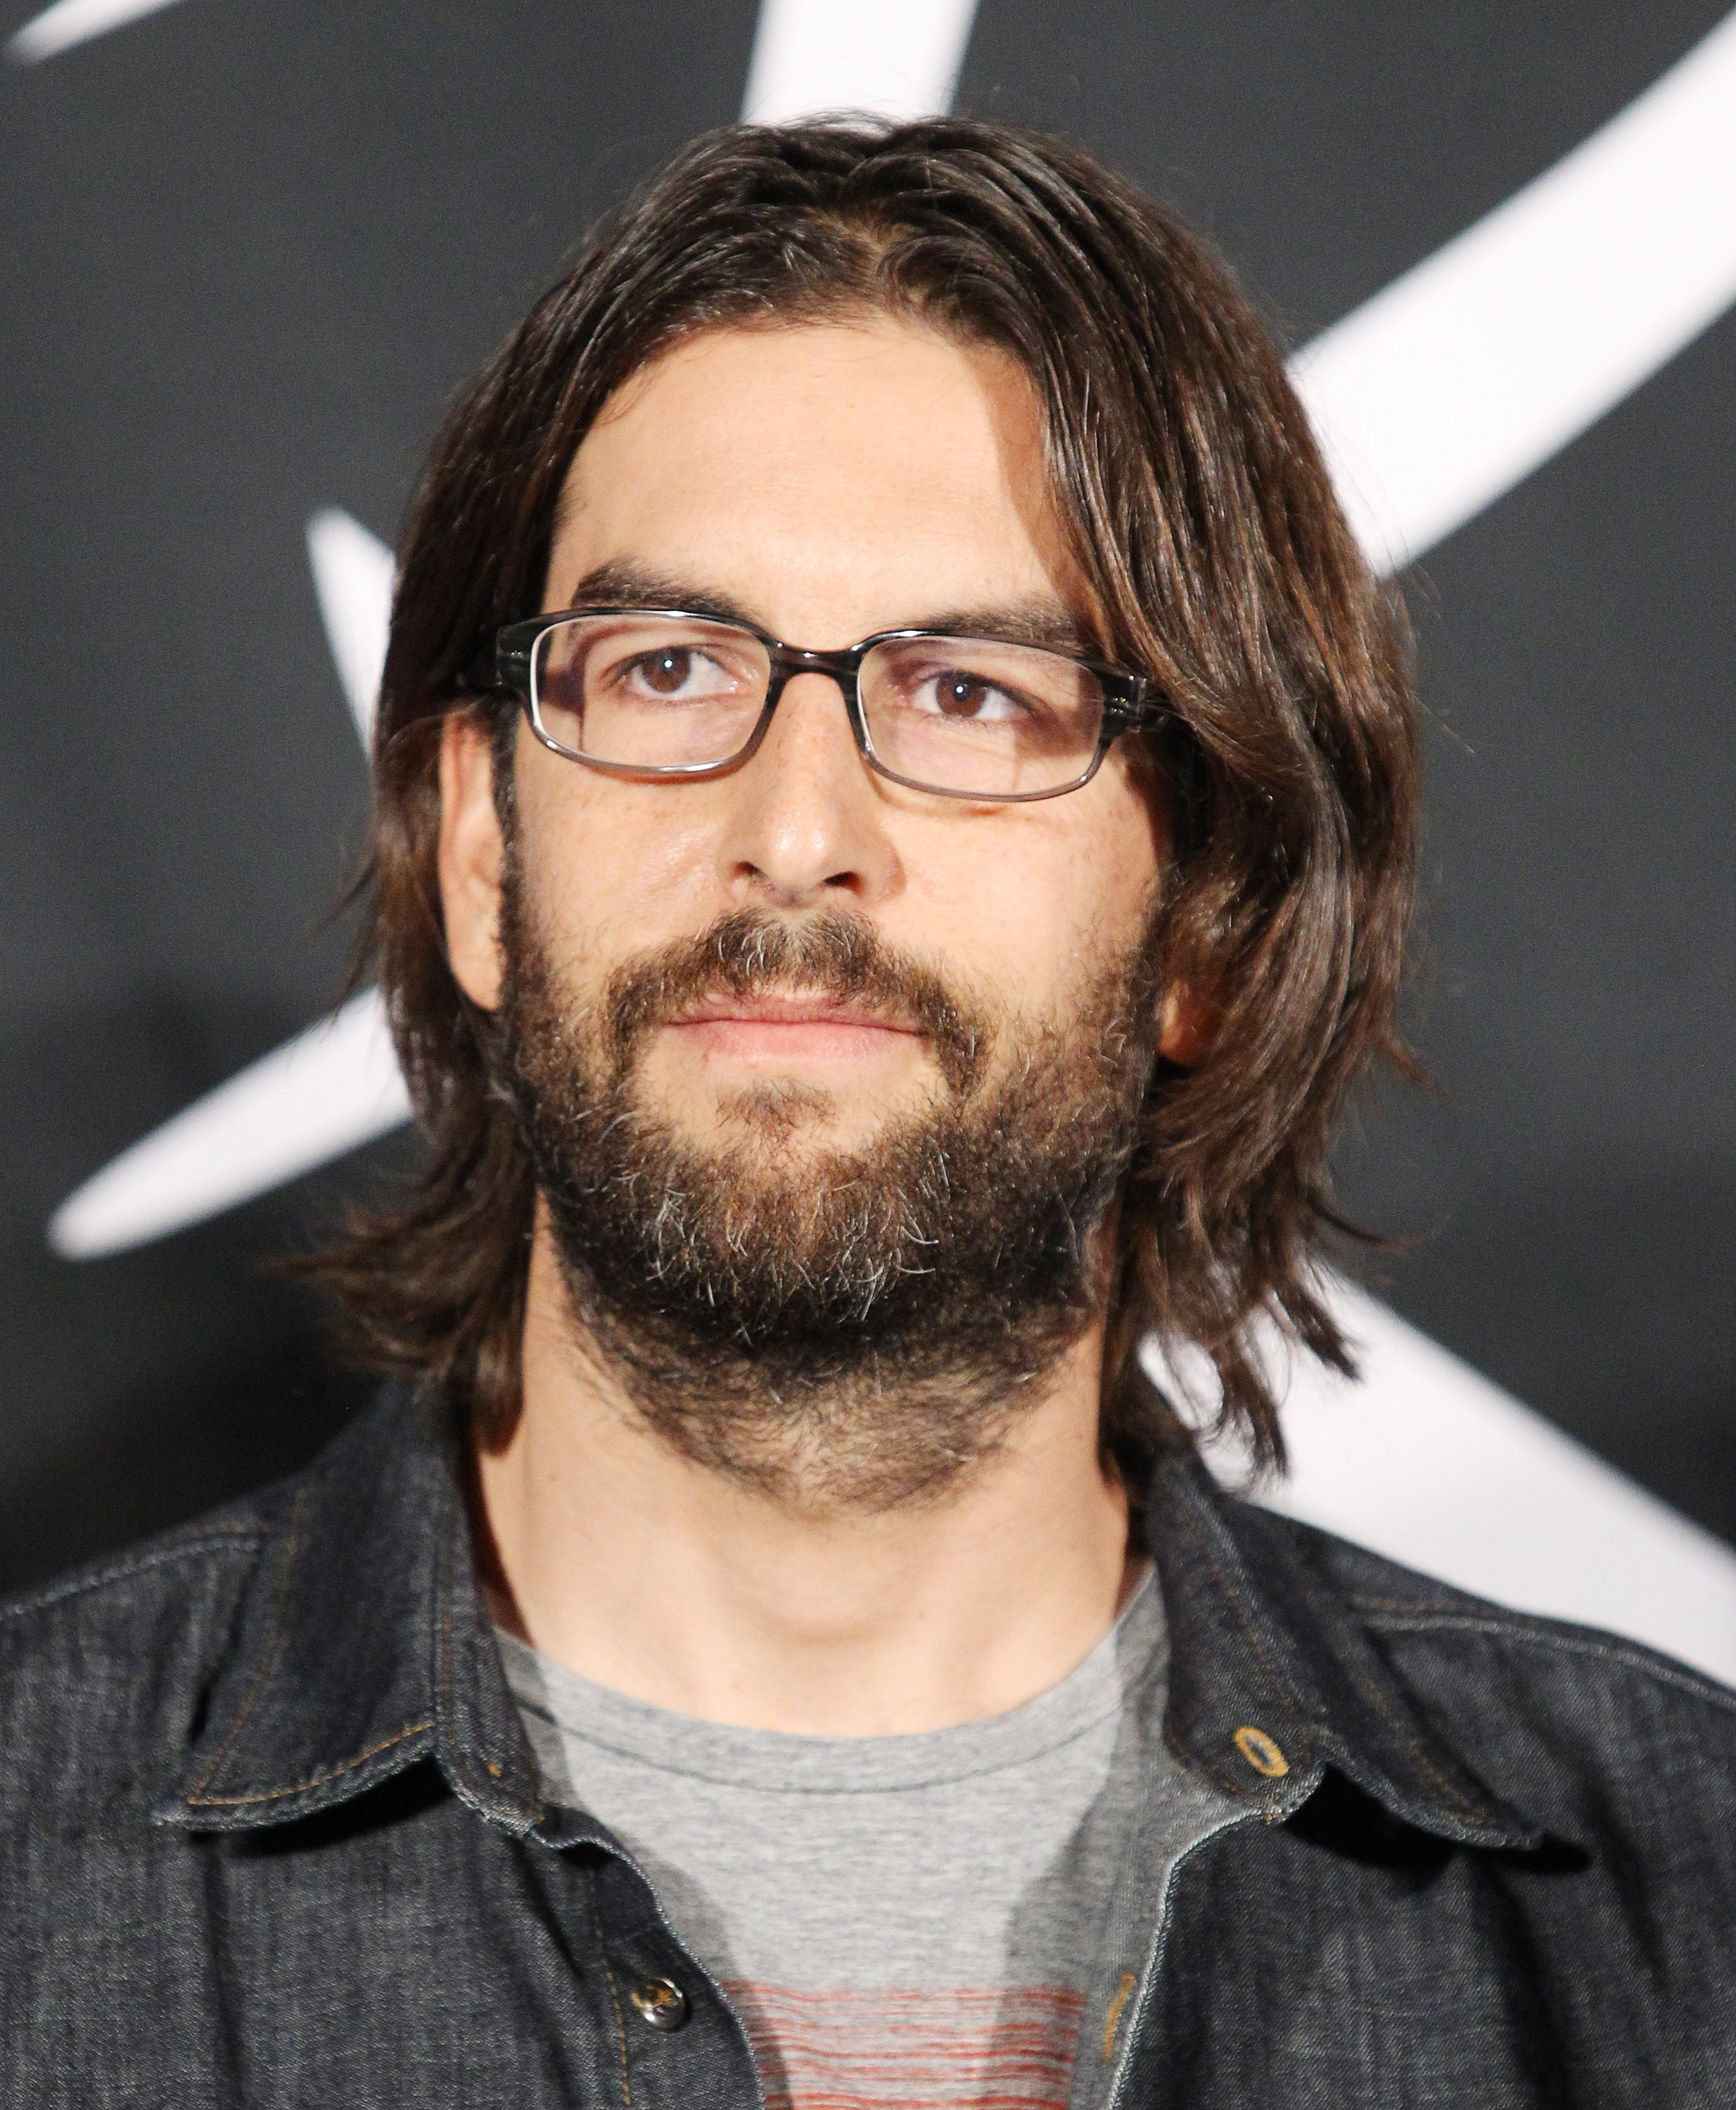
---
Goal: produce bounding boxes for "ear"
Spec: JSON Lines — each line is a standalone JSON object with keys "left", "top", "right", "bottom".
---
{"left": 1159, "top": 981, "right": 1216, "bottom": 1067}
{"left": 439, "top": 712, "right": 506, "bottom": 1011}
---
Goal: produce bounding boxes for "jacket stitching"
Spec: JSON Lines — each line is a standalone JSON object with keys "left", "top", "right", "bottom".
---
{"left": 1345, "top": 1595, "right": 1469, "bottom": 1613}
{"left": 1296, "top": 1579, "right": 1476, "bottom": 1812}
{"left": 1170, "top": 1492, "right": 1313, "bottom": 1741}
{"left": 435, "top": 1502, "right": 513, "bottom": 1809}
{"left": 190, "top": 1487, "right": 309, "bottom": 1797}
{"left": 1325, "top": 1641, "right": 1474, "bottom": 1812}
{"left": 589, "top": 1862, "right": 634, "bottom": 2108}
{"left": 0, "top": 1532, "right": 263, "bottom": 1624}
{"left": 1269, "top": 1556, "right": 1479, "bottom": 1815}
{"left": 437, "top": 1504, "right": 487, "bottom": 1804}
{"left": 1358, "top": 1609, "right": 1736, "bottom": 1715}
{"left": 182, "top": 1720, "right": 435, "bottom": 1806}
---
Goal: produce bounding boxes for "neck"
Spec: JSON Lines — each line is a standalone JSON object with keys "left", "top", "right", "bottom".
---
{"left": 473, "top": 1222, "right": 1144, "bottom": 1736}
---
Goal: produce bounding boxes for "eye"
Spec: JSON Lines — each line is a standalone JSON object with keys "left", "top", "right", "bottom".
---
{"left": 620, "top": 646, "right": 732, "bottom": 700}
{"left": 911, "top": 667, "right": 1027, "bottom": 722}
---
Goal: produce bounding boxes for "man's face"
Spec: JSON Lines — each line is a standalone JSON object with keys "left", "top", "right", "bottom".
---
{"left": 440, "top": 316, "right": 1178, "bottom": 1492}
{"left": 447, "top": 316, "right": 1168, "bottom": 1156}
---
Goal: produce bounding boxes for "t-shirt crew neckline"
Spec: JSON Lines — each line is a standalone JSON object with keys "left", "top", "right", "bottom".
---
{"left": 496, "top": 1564, "right": 1161, "bottom": 1796}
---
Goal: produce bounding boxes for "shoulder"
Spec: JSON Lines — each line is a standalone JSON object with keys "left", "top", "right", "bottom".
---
{"left": 1237, "top": 1493, "right": 1736, "bottom": 1720}
{"left": 1223, "top": 1493, "right": 1736, "bottom": 1826}
{"left": 0, "top": 1490, "right": 279, "bottom": 1817}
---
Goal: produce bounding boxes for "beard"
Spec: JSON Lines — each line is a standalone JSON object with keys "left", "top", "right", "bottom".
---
{"left": 494, "top": 857, "right": 1164, "bottom": 1510}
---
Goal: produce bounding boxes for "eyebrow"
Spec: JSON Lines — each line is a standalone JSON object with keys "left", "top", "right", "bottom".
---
{"left": 556, "top": 561, "right": 1101, "bottom": 656}
{"left": 560, "top": 562, "right": 762, "bottom": 631}
{"left": 914, "top": 603, "right": 1099, "bottom": 656}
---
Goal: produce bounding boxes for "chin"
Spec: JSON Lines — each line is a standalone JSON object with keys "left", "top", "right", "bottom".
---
{"left": 649, "top": 1072, "right": 926, "bottom": 1149}
{"left": 713, "top": 1079, "right": 879, "bottom": 1149}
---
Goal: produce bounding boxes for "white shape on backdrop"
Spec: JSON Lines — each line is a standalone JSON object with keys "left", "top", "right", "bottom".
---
{"left": 6, "top": 0, "right": 189, "bottom": 64}
{"left": 1151, "top": 1283, "right": 1736, "bottom": 1687}
{"left": 307, "top": 506, "right": 394, "bottom": 746}
{"left": 47, "top": 987, "right": 411, "bottom": 1260}
{"left": 39, "top": 2, "right": 1736, "bottom": 1677}
{"left": 46, "top": 510, "right": 407, "bottom": 1262}
{"left": 1290, "top": 6, "right": 1736, "bottom": 568}
{"left": 741, "top": 0, "right": 978, "bottom": 124}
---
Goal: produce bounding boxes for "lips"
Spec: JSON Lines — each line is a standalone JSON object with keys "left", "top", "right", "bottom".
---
{"left": 597, "top": 909, "right": 987, "bottom": 1097}
{"left": 663, "top": 991, "right": 923, "bottom": 1064}
{"left": 671, "top": 992, "right": 919, "bottom": 1034}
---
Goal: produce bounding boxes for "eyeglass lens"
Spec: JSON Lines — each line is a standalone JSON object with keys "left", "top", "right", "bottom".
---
{"left": 532, "top": 613, "right": 1109, "bottom": 797}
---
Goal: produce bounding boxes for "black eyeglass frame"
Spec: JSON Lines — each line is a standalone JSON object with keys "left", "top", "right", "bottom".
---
{"left": 492, "top": 606, "right": 1168, "bottom": 804}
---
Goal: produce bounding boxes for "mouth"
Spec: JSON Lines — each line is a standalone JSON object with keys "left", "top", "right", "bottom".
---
{"left": 663, "top": 991, "right": 924, "bottom": 1067}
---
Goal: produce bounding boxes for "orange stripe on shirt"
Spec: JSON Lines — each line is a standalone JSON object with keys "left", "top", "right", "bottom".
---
{"left": 720, "top": 1981, "right": 1085, "bottom": 2110}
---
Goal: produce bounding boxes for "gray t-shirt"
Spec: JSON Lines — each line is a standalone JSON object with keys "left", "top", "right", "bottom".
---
{"left": 499, "top": 1573, "right": 1239, "bottom": 2109}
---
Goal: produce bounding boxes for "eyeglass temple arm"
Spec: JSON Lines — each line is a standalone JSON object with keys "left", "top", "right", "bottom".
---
{"left": 492, "top": 628, "right": 537, "bottom": 697}
{"left": 1099, "top": 675, "right": 1166, "bottom": 737}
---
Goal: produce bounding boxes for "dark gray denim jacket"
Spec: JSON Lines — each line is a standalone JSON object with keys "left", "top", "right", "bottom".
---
{"left": 3, "top": 1383, "right": 1734, "bottom": 2104}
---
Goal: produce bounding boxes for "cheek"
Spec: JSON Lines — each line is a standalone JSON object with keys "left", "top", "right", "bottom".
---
{"left": 1067, "top": 753, "right": 1170, "bottom": 949}
{"left": 513, "top": 743, "right": 722, "bottom": 965}
{"left": 909, "top": 781, "right": 1164, "bottom": 1011}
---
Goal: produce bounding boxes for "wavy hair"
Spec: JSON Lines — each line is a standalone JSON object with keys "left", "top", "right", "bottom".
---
{"left": 307, "top": 118, "right": 1421, "bottom": 1469}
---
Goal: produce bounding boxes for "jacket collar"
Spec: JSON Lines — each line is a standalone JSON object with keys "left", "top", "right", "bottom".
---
{"left": 156, "top": 1385, "right": 541, "bottom": 1836}
{"left": 156, "top": 1383, "right": 1541, "bottom": 1851}
{"left": 1143, "top": 1440, "right": 1540, "bottom": 1848}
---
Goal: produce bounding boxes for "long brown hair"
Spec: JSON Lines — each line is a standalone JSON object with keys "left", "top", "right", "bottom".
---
{"left": 309, "top": 118, "right": 1421, "bottom": 1469}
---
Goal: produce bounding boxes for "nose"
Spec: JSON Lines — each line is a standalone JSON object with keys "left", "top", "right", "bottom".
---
{"left": 714, "top": 669, "right": 901, "bottom": 909}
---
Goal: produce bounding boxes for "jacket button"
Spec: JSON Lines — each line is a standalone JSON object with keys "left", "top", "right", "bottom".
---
{"left": 1232, "top": 1725, "right": 1289, "bottom": 1777}
{"left": 630, "top": 1978, "right": 689, "bottom": 2032}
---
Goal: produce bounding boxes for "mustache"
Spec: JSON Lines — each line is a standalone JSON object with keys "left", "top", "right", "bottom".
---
{"left": 604, "top": 909, "right": 990, "bottom": 1096}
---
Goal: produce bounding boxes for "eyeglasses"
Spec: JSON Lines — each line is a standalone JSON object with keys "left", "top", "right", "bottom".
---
{"left": 493, "top": 606, "right": 1164, "bottom": 803}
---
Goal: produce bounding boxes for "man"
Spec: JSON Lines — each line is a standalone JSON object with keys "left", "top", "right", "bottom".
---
{"left": 3, "top": 119, "right": 1732, "bottom": 2106}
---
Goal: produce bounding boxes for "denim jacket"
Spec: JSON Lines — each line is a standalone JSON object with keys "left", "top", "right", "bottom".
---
{"left": 2, "top": 1381, "right": 1733, "bottom": 2105}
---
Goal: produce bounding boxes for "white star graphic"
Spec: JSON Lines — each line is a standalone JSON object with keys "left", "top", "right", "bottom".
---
{"left": 6, "top": 0, "right": 191, "bottom": 65}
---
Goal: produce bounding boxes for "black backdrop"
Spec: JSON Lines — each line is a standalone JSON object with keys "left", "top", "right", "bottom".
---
{"left": 2, "top": 0, "right": 1731, "bottom": 1592}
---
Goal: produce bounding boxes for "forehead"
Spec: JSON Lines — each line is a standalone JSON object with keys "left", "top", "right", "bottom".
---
{"left": 544, "top": 318, "right": 1086, "bottom": 637}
